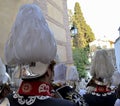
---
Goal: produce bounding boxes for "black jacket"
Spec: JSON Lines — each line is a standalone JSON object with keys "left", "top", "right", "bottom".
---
{"left": 54, "top": 85, "right": 88, "bottom": 106}
{"left": 8, "top": 93, "right": 77, "bottom": 106}
{"left": 83, "top": 92, "right": 117, "bottom": 106}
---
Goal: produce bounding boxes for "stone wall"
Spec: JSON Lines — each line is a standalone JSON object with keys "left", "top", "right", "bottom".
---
{"left": 0, "top": 0, "right": 33, "bottom": 62}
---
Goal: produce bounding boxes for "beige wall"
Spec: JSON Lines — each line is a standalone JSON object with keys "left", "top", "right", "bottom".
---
{"left": 47, "top": 3, "right": 63, "bottom": 24}
{"left": 52, "top": 0, "right": 63, "bottom": 11}
{"left": 0, "top": 0, "right": 73, "bottom": 65}
{"left": 0, "top": 0, "right": 33, "bottom": 62}
{"left": 47, "top": 21, "right": 66, "bottom": 42}
{"left": 46, "top": 0, "right": 73, "bottom": 64}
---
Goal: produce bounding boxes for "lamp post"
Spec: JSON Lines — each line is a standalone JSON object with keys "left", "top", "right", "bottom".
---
{"left": 70, "top": 25, "right": 78, "bottom": 37}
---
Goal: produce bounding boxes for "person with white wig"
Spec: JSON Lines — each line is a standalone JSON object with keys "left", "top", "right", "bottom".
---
{"left": 111, "top": 70, "right": 120, "bottom": 87}
{"left": 83, "top": 49, "right": 117, "bottom": 106}
{"left": 52, "top": 63, "right": 67, "bottom": 98}
{"left": 53, "top": 64, "right": 88, "bottom": 106}
{"left": 114, "top": 83, "right": 120, "bottom": 106}
{"left": 0, "top": 58, "right": 11, "bottom": 106}
{"left": 111, "top": 71, "right": 120, "bottom": 106}
{"left": 5, "top": 3, "right": 77, "bottom": 106}
{"left": 53, "top": 63, "right": 67, "bottom": 85}
{"left": 66, "top": 66, "right": 80, "bottom": 91}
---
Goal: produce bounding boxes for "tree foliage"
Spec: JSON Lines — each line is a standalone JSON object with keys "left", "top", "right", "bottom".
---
{"left": 72, "top": 48, "right": 89, "bottom": 78}
{"left": 68, "top": 2, "right": 95, "bottom": 78}
{"left": 72, "top": 2, "right": 95, "bottom": 48}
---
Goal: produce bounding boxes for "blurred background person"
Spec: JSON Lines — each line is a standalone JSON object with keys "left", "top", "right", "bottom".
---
{"left": 66, "top": 66, "right": 80, "bottom": 92}
{"left": 84, "top": 49, "right": 117, "bottom": 106}
{"left": 0, "top": 58, "right": 11, "bottom": 106}
{"left": 114, "top": 83, "right": 120, "bottom": 106}
{"left": 53, "top": 63, "right": 88, "bottom": 106}
{"left": 111, "top": 70, "right": 120, "bottom": 89}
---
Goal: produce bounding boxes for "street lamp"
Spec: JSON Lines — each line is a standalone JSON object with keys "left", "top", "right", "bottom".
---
{"left": 70, "top": 25, "right": 78, "bottom": 37}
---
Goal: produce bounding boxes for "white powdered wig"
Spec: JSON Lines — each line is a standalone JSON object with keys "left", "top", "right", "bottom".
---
{"left": 67, "top": 66, "right": 79, "bottom": 81}
{"left": 54, "top": 63, "right": 67, "bottom": 84}
{"left": 90, "top": 49, "right": 115, "bottom": 79}
{"left": 111, "top": 71, "right": 120, "bottom": 86}
{"left": 0, "top": 58, "right": 6, "bottom": 76}
{"left": 0, "top": 58, "right": 11, "bottom": 84}
{"left": 4, "top": 4, "right": 57, "bottom": 65}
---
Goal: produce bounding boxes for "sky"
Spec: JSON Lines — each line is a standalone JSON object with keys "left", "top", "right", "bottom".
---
{"left": 67, "top": 0, "right": 120, "bottom": 41}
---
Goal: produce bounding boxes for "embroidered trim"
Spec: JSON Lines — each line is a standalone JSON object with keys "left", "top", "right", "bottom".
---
{"left": 91, "top": 90, "right": 115, "bottom": 96}
{"left": 38, "top": 84, "right": 49, "bottom": 94}
{"left": 22, "top": 83, "right": 32, "bottom": 93}
{"left": 13, "top": 93, "right": 51, "bottom": 105}
{"left": 26, "top": 96, "right": 36, "bottom": 105}
{"left": 37, "top": 96, "right": 51, "bottom": 100}
{"left": 18, "top": 81, "right": 52, "bottom": 96}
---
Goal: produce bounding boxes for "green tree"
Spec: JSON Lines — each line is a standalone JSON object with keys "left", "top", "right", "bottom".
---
{"left": 68, "top": 2, "right": 95, "bottom": 78}
{"left": 72, "top": 2, "right": 86, "bottom": 48}
{"left": 72, "top": 48, "right": 89, "bottom": 78}
{"left": 85, "top": 24, "right": 95, "bottom": 43}
{"left": 72, "top": 2, "right": 95, "bottom": 48}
